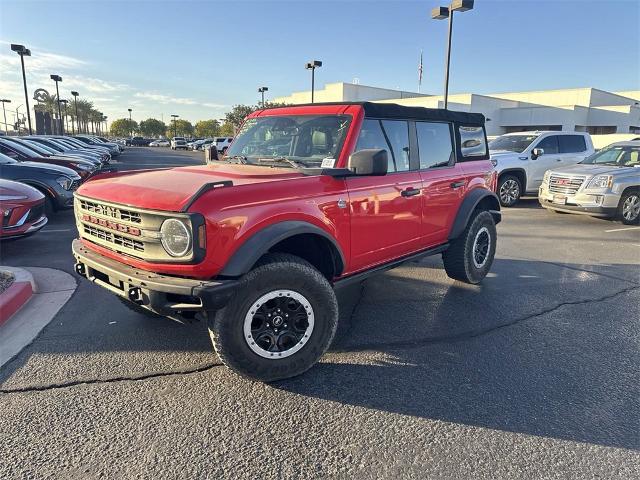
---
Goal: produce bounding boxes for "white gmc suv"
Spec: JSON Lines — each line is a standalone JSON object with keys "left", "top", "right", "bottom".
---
{"left": 489, "top": 131, "right": 595, "bottom": 206}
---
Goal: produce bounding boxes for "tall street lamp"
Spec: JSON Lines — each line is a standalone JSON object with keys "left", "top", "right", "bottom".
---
{"left": 305, "top": 60, "right": 322, "bottom": 103}
{"left": 171, "top": 114, "right": 179, "bottom": 137}
{"left": 127, "top": 108, "right": 133, "bottom": 137}
{"left": 11, "top": 44, "right": 33, "bottom": 134}
{"left": 50, "top": 74, "right": 64, "bottom": 134}
{"left": 0, "top": 99, "right": 10, "bottom": 135}
{"left": 58, "top": 99, "right": 69, "bottom": 134}
{"left": 103, "top": 115, "right": 108, "bottom": 136}
{"left": 258, "top": 86, "right": 269, "bottom": 107}
{"left": 71, "top": 91, "right": 79, "bottom": 134}
{"left": 431, "top": 0, "right": 474, "bottom": 109}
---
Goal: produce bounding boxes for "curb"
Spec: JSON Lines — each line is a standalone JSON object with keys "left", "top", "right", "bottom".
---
{"left": 0, "top": 267, "right": 36, "bottom": 326}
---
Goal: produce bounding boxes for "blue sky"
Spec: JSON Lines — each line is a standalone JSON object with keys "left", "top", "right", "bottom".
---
{"left": 1, "top": 0, "right": 639, "bottom": 126}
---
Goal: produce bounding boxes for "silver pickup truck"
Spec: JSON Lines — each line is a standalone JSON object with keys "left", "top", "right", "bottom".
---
{"left": 539, "top": 141, "right": 640, "bottom": 224}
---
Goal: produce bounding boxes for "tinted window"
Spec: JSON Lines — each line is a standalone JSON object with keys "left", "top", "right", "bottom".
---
{"left": 459, "top": 126, "right": 487, "bottom": 157}
{"left": 536, "top": 135, "right": 559, "bottom": 155}
{"left": 558, "top": 135, "right": 586, "bottom": 153}
{"left": 355, "top": 119, "right": 395, "bottom": 171}
{"left": 416, "top": 122, "right": 454, "bottom": 169}
{"left": 381, "top": 120, "right": 410, "bottom": 172}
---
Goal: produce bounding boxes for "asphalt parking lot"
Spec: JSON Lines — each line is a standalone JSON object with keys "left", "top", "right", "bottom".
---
{"left": 1, "top": 147, "right": 639, "bottom": 478}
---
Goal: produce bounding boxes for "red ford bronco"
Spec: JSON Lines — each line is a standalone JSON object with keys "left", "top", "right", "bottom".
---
{"left": 72, "top": 102, "right": 500, "bottom": 381}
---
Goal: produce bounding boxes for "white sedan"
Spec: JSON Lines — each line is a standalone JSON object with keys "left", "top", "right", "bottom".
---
{"left": 149, "top": 139, "right": 170, "bottom": 147}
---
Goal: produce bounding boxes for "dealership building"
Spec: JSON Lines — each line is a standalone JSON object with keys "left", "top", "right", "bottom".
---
{"left": 274, "top": 83, "right": 640, "bottom": 137}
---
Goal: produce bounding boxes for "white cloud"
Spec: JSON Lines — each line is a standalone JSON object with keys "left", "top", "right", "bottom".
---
{"left": 134, "top": 91, "right": 226, "bottom": 109}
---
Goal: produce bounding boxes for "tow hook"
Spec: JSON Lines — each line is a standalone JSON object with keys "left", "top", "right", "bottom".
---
{"left": 128, "top": 287, "right": 143, "bottom": 303}
{"left": 74, "top": 262, "right": 86, "bottom": 276}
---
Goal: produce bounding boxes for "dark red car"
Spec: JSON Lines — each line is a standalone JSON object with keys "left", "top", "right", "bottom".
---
{"left": 0, "top": 179, "right": 47, "bottom": 240}
{"left": 0, "top": 137, "right": 96, "bottom": 180}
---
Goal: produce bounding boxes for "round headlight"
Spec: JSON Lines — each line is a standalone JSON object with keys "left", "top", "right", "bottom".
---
{"left": 160, "top": 219, "right": 191, "bottom": 257}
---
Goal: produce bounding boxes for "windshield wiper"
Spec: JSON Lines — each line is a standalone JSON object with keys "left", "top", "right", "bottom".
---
{"left": 226, "top": 155, "right": 248, "bottom": 164}
{"left": 257, "top": 156, "right": 305, "bottom": 169}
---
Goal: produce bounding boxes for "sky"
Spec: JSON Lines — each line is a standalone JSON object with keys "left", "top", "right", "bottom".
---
{"left": 1, "top": 0, "right": 639, "bottom": 128}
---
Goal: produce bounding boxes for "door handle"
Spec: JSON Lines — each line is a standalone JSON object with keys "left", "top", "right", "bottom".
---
{"left": 401, "top": 187, "right": 421, "bottom": 197}
{"left": 555, "top": 158, "right": 562, "bottom": 162}
{"left": 450, "top": 181, "right": 465, "bottom": 189}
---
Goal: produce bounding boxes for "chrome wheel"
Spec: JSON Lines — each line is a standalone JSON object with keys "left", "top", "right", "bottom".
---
{"left": 472, "top": 226, "right": 491, "bottom": 269}
{"left": 499, "top": 178, "right": 520, "bottom": 205}
{"left": 622, "top": 194, "right": 640, "bottom": 222}
{"left": 244, "top": 289, "right": 314, "bottom": 359}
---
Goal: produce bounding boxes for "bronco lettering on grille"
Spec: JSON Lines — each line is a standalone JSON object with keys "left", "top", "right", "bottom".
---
{"left": 81, "top": 214, "right": 141, "bottom": 236}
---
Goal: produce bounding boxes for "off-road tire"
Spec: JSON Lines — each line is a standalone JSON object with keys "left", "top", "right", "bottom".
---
{"left": 117, "top": 297, "right": 162, "bottom": 318}
{"left": 208, "top": 253, "right": 338, "bottom": 382}
{"left": 498, "top": 174, "right": 521, "bottom": 207}
{"left": 443, "top": 210, "right": 497, "bottom": 284}
{"left": 618, "top": 190, "right": 640, "bottom": 225}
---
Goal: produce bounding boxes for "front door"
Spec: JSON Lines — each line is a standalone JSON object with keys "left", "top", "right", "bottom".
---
{"left": 529, "top": 135, "right": 560, "bottom": 190}
{"left": 346, "top": 119, "right": 422, "bottom": 271}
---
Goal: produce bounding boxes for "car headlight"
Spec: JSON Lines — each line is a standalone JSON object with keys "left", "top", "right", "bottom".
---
{"left": 56, "top": 176, "right": 73, "bottom": 190}
{"left": 586, "top": 175, "right": 612, "bottom": 189}
{"left": 543, "top": 170, "right": 551, "bottom": 184}
{"left": 71, "top": 162, "right": 92, "bottom": 171}
{"left": 160, "top": 219, "right": 191, "bottom": 257}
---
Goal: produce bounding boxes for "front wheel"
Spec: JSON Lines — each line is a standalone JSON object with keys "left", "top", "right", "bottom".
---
{"left": 498, "top": 174, "right": 521, "bottom": 207}
{"left": 619, "top": 190, "right": 640, "bottom": 225}
{"left": 208, "top": 253, "right": 338, "bottom": 382}
{"left": 443, "top": 210, "right": 497, "bottom": 284}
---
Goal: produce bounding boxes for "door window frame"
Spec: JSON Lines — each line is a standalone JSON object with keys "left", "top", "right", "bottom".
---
{"left": 414, "top": 120, "right": 456, "bottom": 171}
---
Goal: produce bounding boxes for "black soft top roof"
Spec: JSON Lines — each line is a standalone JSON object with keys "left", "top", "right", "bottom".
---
{"left": 275, "top": 101, "right": 485, "bottom": 126}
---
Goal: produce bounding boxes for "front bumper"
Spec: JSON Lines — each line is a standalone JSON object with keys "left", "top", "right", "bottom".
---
{"left": 72, "top": 239, "right": 238, "bottom": 320}
{"left": 539, "top": 186, "right": 619, "bottom": 217}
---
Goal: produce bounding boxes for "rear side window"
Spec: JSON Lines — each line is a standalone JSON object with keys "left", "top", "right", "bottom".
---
{"left": 558, "top": 135, "right": 586, "bottom": 153}
{"left": 458, "top": 126, "right": 487, "bottom": 157}
{"left": 536, "top": 135, "right": 559, "bottom": 154}
{"left": 416, "top": 122, "right": 454, "bottom": 169}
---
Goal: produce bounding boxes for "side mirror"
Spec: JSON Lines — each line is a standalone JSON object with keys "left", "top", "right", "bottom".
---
{"left": 531, "top": 147, "right": 544, "bottom": 160}
{"left": 348, "top": 149, "right": 388, "bottom": 176}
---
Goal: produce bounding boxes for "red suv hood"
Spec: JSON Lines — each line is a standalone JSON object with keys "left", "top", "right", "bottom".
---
{"left": 76, "top": 164, "right": 303, "bottom": 211}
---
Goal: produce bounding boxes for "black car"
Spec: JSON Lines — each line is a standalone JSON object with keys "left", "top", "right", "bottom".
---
{"left": 126, "top": 136, "right": 151, "bottom": 146}
{"left": 0, "top": 152, "right": 81, "bottom": 214}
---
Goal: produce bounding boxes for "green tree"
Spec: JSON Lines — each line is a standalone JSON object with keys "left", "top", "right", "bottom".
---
{"left": 139, "top": 118, "right": 167, "bottom": 137}
{"left": 110, "top": 118, "right": 139, "bottom": 137}
{"left": 195, "top": 119, "right": 220, "bottom": 138}
{"left": 219, "top": 122, "right": 235, "bottom": 136}
{"left": 168, "top": 119, "right": 194, "bottom": 137}
{"left": 223, "top": 102, "right": 287, "bottom": 132}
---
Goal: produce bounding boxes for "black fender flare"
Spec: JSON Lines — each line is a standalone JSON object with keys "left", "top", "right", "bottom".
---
{"left": 219, "top": 221, "right": 346, "bottom": 277}
{"left": 448, "top": 189, "right": 501, "bottom": 241}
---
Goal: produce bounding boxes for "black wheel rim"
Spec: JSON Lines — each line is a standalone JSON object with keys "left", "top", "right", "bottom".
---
{"left": 472, "top": 226, "right": 491, "bottom": 268}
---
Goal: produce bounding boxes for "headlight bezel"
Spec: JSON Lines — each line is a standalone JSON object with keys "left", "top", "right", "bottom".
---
{"left": 56, "top": 176, "right": 73, "bottom": 190}
{"left": 586, "top": 175, "right": 613, "bottom": 190}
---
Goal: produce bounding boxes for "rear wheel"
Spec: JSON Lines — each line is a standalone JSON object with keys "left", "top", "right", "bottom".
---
{"left": 208, "top": 253, "right": 338, "bottom": 382}
{"left": 443, "top": 210, "right": 497, "bottom": 284}
{"left": 498, "top": 174, "right": 521, "bottom": 207}
{"left": 619, "top": 190, "right": 640, "bottom": 225}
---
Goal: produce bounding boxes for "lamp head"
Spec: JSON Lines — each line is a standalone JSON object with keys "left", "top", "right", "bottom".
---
{"left": 50, "top": 74, "right": 62, "bottom": 82}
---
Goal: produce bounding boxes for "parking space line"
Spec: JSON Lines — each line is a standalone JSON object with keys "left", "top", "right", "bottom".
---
{"left": 41, "top": 229, "right": 73, "bottom": 233}
{"left": 604, "top": 227, "right": 640, "bottom": 233}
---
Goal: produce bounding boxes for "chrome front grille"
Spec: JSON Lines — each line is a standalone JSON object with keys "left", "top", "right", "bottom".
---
{"left": 79, "top": 199, "right": 142, "bottom": 223}
{"left": 548, "top": 175, "right": 586, "bottom": 195}
{"left": 83, "top": 224, "right": 145, "bottom": 252}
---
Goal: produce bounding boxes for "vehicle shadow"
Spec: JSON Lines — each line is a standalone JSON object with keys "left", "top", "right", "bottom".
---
{"left": 275, "top": 256, "right": 640, "bottom": 451}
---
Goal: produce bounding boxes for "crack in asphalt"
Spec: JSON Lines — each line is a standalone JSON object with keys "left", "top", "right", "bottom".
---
{"left": 334, "top": 285, "right": 640, "bottom": 353}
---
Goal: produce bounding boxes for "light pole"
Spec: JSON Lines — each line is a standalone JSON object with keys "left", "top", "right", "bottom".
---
{"left": 127, "top": 108, "right": 133, "bottom": 137}
{"left": 71, "top": 91, "right": 79, "bottom": 134}
{"left": 11, "top": 44, "right": 33, "bottom": 134}
{"left": 58, "top": 99, "right": 69, "bottom": 134}
{"left": 103, "top": 116, "right": 108, "bottom": 136}
{"left": 171, "top": 114, "right": 179, "bottom": 137}
{"left": 50, "top": 74, "right": 64, "bottom": 134}
{"left": 305, "top": 60, "right": 322, "bottom": 103}
{"left": 0, "top": 99, "right": 10, "bottom": 135}
{"left": 258, "top": 86, "right": 269, "bottom": 107}
{"left": 431, "top": 0, "right": 474, "bottom": 109}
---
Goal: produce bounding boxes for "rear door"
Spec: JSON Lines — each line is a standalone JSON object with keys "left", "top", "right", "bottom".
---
{"left": 558, "top": 134, "right": 589, "bottom": 167}
{"left": 416, "top": 121, "right": 467, "bottom": 246}
{"left": 346, "top": 119, "right": 423, "bottom": 271}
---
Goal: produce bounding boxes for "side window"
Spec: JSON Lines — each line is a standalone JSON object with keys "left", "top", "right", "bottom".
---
{"left": 536, "top": 135, "right": 559, "bottom": 155}
{"left": 355, "top": 119, "right": 395, "bottom": 172}
{"left": 416, "top": 122, "right": 454, "bottom": 169}
{"left": 381, "top": 120, "right": 410, "bottom": 172}
{"left": 459, "top": 125, "right": 487, "bottom": 157}
{"left": 558, "top": 135, "right": 586, "bottom": 153}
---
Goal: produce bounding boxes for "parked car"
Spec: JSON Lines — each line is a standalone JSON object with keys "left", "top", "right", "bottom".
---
{"left": 0, "top": 137, "right": 98, "bottom": 180}
{"left": 53, "top": 136, "right": 112, "bottom": 158}
{"left": 0, "top": 179, "right": 47, "bottom": 240}
{"left": 539, "top": 141, "right": 640, "bottom": 224}
{"left": 18, "top": 138, "right": 103, "bottom": 167}
{"left": 214, "top": 136, "right": 234, "bottom": 154}
{"left": 149, "top": 139, "right": 170, "bottom": 147}
{"left": 0, "top": 152, "right": 81, "bottom": 214}
{"left": 24, "top": 136, "right": 110, "bottom": 165}
{"left": 171, "top": 137, "right": 187, "bottom": 150}
{"left": 127, "top": 136, "right": 151, "bottom": 147}
{"left": 489, "top": 131, "right": 595, "bottom": 206}
{"left": 72, "top": 101, "right": 501, "bottom": 382}
{"left": 188, "top": 139, "right": 207, "bottom": 150}
{"left": 74, "top": 135, "right": 120, "bottom": 157}
{"left": 198, "top": 138, "right": 216, "bottom": 150}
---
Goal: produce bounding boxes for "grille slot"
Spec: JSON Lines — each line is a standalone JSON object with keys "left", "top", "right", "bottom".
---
{"left": 80, "top": 199, "right": 142, "bottom": 223}
{"left": 548, "top": 175, "right": 585, "bottom": 195}
{"left": 26, "top": 203, "right": 45, "bottom": 222}
{"left": 83, "top": 224, "right": 145, "bottom": 252}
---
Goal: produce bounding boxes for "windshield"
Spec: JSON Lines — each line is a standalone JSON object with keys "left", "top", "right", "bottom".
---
{"left": 0, "top": 152, "right": 18, "bottom": 164}
{"left": 22, "top": 139, "right": 56, "bottom": 155}
{"left": 1, "top": 139, "right": 40, "bottom": 156}
{"left": 581, "top": 145, "right": 640, "bottom": 166}
{"left": 226, "top": 115, "right": 351, "bottom": 168}
{"left": 489, "top": 134, "right": 539, "bottom": 153}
